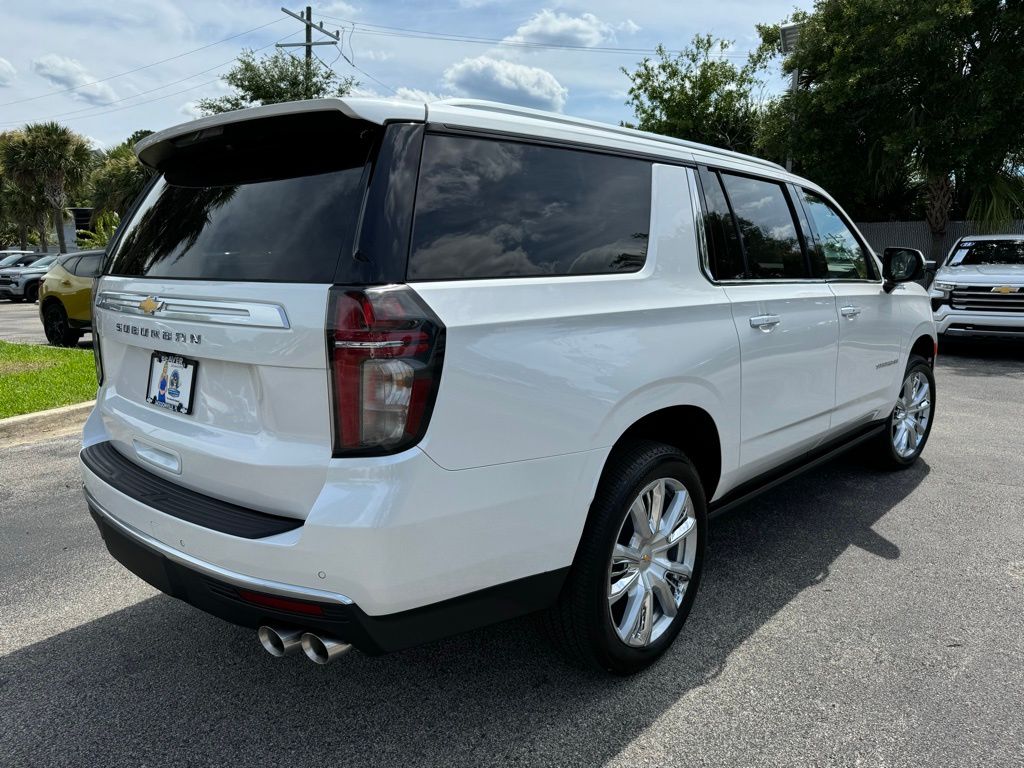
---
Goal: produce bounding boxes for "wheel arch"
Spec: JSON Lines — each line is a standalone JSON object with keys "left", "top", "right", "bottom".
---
{"left": 910, "top": 333, "right": 936, "bottom": 366}
{"left": 607, "top": 405, "right": 722, "bottom": 501}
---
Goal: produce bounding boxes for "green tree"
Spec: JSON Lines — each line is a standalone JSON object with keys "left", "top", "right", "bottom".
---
{"left": 774, "top": 0, "right": 1024, "bottom": 256}
{"left": 0, "top": 122, "right": 93, "bottom": 253}
{"left": 90, "top": 130, "right": 154, "bottom": 221}
{"left": 197, "top": 49, "right": 357, "bottom": 115}
{"left": 622, "top": 35, "right": 769, "bottom": 154}
{"left": 0, "top": 133, "right": 50, "bottom": 251}
{"left": 77, "top": 210, "right": 119, "bottom": 249}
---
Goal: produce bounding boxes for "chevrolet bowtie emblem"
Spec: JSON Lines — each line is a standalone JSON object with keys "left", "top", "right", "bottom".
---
{"left": 991, "top": 285, "right": 1017, "bottom": 294}
{"left": 138, "top": 296, "right": 164, "bottom": 315}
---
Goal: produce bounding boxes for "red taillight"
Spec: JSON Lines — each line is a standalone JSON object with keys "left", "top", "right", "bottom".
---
{"left": 237, "top": 589, "right": 324, "bottom": 616}
{"left": 327, "top": 285, "right": 445, "bottom": 456}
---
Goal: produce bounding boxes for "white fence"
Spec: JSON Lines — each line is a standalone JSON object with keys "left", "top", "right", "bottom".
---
{"left": 854, "top": 220, "right": 1024, "bottom": 260}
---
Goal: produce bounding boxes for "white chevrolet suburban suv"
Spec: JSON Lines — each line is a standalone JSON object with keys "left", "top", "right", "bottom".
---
{"left": 82, "top": 98, "right": 937, "bottom": 674}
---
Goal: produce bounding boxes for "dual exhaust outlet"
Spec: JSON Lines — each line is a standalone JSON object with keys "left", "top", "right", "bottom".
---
{"left": 258, "top": 625, "right": 352, "bottom": 665}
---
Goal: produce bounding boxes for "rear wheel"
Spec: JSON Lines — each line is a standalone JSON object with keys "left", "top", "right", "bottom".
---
{"left": 873, "top": 355, "right": 935, "bottom": 469}
{"left": 542, "top": 440, "right": 707, "bottom": 674}
{"left": 42, "top": 302, "right": 81, "bottom": 347}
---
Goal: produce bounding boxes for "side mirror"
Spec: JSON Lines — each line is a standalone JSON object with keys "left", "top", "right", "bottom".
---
{"left": 882, "top": 247, "right": 925, "bottom": 293}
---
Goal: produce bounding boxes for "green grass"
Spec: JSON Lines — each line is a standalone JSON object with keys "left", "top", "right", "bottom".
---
{"left": 0, "top": 341, "right": 97, "bottom": 419}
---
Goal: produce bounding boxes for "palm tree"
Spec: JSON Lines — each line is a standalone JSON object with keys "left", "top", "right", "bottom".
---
{"left": 90, "top": 140, "right": 153, "bottom": 221}
{"left": 0, "top": 122, "right": 93, "bottom": 253}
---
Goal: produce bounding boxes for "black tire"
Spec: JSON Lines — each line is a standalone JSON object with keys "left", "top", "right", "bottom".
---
{"left": 25, "top": 282, "right": 39, "bottom": 302}
{"left": 42, "top": 302, "right": 81, "bottom": 347}
{"left": 8, "top": 296, "right": 24, "bottom": 303}
{"left": 872, "top": 355, "right": 935, "bottom": 469}
{"left": 541, "top": 440, "right": 707, "bottom": 675}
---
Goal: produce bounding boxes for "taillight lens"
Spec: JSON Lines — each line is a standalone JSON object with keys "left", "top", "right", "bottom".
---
{"left": 327, "top": 285, "right": 445, "bottom": 456}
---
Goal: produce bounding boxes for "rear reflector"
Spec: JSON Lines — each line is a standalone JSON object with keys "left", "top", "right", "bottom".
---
{"left": 327, "top": 285, "right": 445, "bottom": 456}
{"left": 237, "top": 589, "right": 324, "bottom": 616}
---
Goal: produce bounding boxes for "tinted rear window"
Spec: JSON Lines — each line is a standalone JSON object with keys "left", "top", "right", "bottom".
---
{"left": 107, "top": 113, "right": 377, "bottom": 282}
{"left": 408, "top": 135, "right": 651, "bottom": 280}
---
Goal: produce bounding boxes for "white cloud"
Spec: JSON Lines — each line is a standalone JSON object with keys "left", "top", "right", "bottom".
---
{"left": 0, "top": 57, "right": 16, "bottom": 87}
{"left": 178, "top": 101, "right": 203, "bottom": 119}
{"left": 618, "top": 19, "right": 641, "bottom": 35}
{"left": 320, "top": 0, "right": 358, "bottom": 16}
{"left": 393, "top": 86, "right": 448, "bottom": 103}
{"left": 31, "top": 54, "right": 118, "bottom": 106}
{"left": 444, "top": 56, "right": 567, "bottom": 112}
{"left": 506, "top": 10, "right": 615, "bottom": 48}
{"left": 361, "top": 50, "right": 393, "bottom": 62}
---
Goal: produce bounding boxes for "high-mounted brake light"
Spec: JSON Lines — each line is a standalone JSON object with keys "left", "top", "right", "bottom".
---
{"left": 326, "top": 285, "right": 445, "bottom": 456}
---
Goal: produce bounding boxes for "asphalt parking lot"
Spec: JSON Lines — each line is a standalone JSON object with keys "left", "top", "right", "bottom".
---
{"left": 0, "top": 299, "right": 91, "bottom": 347}
{"left": 1, "top": 342, "right": 1022, "bottom": 767}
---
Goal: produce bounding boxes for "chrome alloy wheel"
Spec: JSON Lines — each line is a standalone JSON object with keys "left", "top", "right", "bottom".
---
{"left": 892, "top": 370, "right": 932, "bottom": 458}
{"left": 607, "top": 477, "right": 697, "bottom": 648}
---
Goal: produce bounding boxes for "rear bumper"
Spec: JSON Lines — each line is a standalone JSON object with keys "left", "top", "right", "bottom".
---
{"left": 87, "top": 489, "right": 567, "bottom": 654}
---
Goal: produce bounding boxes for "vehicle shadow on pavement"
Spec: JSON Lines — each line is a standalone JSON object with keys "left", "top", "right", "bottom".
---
{"left": 937, "top": 338, "right": 1024, "bottom": 374}
{"left": 0, "top": 456, "right": 928, "bottom": 768}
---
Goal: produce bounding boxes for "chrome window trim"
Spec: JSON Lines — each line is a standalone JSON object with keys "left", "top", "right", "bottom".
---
{"left": 85, "top": 487, "right": 353, "bottom": 605}
{"left": 96, "top": 291, "right": 290, "bottom": 329}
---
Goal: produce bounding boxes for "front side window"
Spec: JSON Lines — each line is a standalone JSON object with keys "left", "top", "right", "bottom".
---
{"left": 720, "top": 173, "right": 807, "bottom": 279}
{"left": 409, "top": 135, "right": 651, "bottom": 280}
{"left": 800, "top": 190, "right": 872, "bottom": 279}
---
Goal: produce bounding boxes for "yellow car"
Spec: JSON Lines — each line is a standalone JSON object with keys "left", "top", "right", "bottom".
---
{"left": 38, "top": 250, "right": 104, "bottom": 346}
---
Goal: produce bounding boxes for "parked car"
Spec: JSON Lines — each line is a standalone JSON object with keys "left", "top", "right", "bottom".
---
{"left": 930, "top": 234, "right": 1024, "bottom": 340}
{"left": 38, "top": 250, "right": 104, "bottom": 346}
{"left": 0, "top": 254, "right": 58, "bottom": 302}
{"left": 81, "top": 98, "right": 937, "bottom": 674}
{"left": 0, "top": 250, "right": 43, "bottom": 270}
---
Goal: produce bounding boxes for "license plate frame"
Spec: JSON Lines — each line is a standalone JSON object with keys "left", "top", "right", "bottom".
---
{"left": 145, "top": 351, "right": 199, "bottom": 415}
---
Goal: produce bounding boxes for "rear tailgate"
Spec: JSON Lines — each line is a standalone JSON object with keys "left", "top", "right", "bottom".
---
{"left": 92, "top": 109, "right": 386, "bottom": 520}
{"left": 93, "top": 279, "right": 332, "bottom": 518}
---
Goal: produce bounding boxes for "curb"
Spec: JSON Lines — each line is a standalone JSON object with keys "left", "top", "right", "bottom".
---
{"left": 0, "top": 400, "right": 95, "bottom": 443}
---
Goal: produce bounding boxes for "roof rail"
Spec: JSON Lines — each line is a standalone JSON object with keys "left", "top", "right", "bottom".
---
{"left": 433, "top": 99, "right": 786, "bottom": 172}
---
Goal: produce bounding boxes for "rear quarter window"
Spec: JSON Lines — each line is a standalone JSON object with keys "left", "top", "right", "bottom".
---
{"left": 408, "top": 135, "right": 652, "bottom": 280}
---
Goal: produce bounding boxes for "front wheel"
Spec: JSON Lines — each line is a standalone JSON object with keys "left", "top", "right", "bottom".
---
{"left": 541, "top": 440, "right": 707, "bottom": 674}
{"left": 874, "top": 356, "right": 935, "bottom": 469}
{"left": 25, "top": 282, "right": 39, "bottom": 302}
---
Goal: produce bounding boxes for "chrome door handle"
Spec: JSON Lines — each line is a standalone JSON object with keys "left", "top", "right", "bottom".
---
{"left": 749, "top": 314, "right": 781, "bottom": 331}
{"left": 840, "top": 305, "right": 862, "bottom": 318}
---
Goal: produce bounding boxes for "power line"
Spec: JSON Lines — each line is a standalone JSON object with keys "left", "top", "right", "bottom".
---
{"left": 0, "top": 31, "right": 300, "bottom": 128}
{"left": 320, "top": 14, "right": 755, "bottom": 58}
{"left": 0, "top": 17, "right": 286, "bottom": 108}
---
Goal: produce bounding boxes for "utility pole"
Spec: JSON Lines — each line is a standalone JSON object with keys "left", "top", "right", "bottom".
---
{"left": 779, "top": 22, "right": 805, "bottom": 173}
{"left": 278, "top": 6, "right": 341, "bottom": 100}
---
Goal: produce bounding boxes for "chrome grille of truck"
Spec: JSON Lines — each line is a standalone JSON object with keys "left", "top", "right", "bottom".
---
{"left": 950, "top": 285, "right": 1024, "bottom": 313}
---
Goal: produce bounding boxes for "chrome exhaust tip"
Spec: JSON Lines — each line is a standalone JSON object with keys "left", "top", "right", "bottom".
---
{"left": 258, "top": 625, "right": 304, "bottom": 657}
{"left": 301, "top": 632, "right": 352, "bottom": 665}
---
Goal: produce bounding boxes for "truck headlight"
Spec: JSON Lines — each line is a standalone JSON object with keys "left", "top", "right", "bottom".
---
{"left": 933, "top": 281, "right": 955, "bottom": 292}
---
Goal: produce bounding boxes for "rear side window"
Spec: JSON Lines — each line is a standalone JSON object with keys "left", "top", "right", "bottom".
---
{"left": 698, "top": 168, "right": 745, "bottom": 280}
{"left": 107, "top": 113, "right": 378, "bottom": 282}
{"left": 720, "top": 173, "right": 807, "bottom": 279}
{"left": 408, "top": 135, "right": 651, "bottom": 280}
{"left": 800, "top": 190, "right": 873, "bottom": 279}
{"left": 74, "top": 254, "right": 102, "bottom": 277}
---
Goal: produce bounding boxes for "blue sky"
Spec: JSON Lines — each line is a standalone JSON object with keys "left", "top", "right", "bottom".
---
{"left": 0, "top": 0, "right": 802, "bottom": 148}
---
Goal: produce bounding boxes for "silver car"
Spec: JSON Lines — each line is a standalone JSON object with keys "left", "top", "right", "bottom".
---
{"left": 930, "top": 234, "right": 1024, "bottom": 340}
{"left": 0, "top": 254, "right": 57, "bottom": 302}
